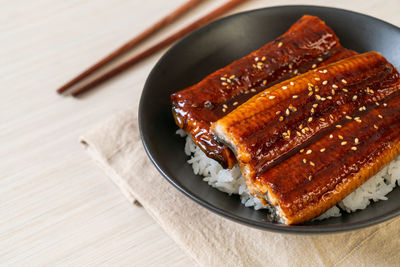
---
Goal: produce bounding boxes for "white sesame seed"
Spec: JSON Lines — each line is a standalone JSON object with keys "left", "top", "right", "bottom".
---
{"left": 220, "top": 77, "right": 226, "bottom": 81}
{"left": 306, "top": 149, "right": 312, "bottom": 155}
{"left": 346, "top": 115, "right": 352, "bottom": 120}
{"left": 327, "top": 96, "right": 333, "bottom": 100}
{"left": 341, "top": 79, "right": 347, "bottom": 84}
{"left": 321, "top": 97, "right": 326, "bottom": 101}
{"left": 310, "top": 161, "right": 315, "bottom": 166}
{"left": 322, "top": 80, "right": 328, "bottom": 85}
{"left": 303, "top": 158, "right": 307, "bottom": 163}
{"left": 308, "top": 117, "right": 313, "bottom": 122}
{"left": 290, "top": 81, "right": 294, "bottom": 86}
{"left": 378, "top": 114, "right": 383, "bottom": 119}
{"left": 282, "top": 86, "right": 287, "bottom": 90}
{"left": 376, "top": 102, "right": 380, "bottom": 106}
{"left": 263, "top": 80, "right": 267, "bottom": 85}
{"left": 352, "top": 95, "right": 358, "bottom": 101}
{"left": 355, "top": 138, "right": 359, "bottom": 144}
{"left": 222, "top": 82, "right": 228, "bottom": 86}
{"left": 296, "top": 131, "right": 302, "bottom": 137}
{"left": 341, "top": 141, "right": 347, "bottom": 146}
{"left": 314, "top": 77, "right": 320, "bottom": 81}
{"left": 300, "top": 149, "right": 304, "bottom": 153}
{"left": 342, "top": 88, "right": 349, "bottom": 92}
{"left": 320, "top": 118, "right": 325, "bottom": 122}
{"left": 312, "top": 64, "right": 317, "bottom": 68}
{"left": 332, "top": 84, "right": 338, "bottom": 89}
{"left": 286, "top": 109, "right": 290, "bottom": 115}
{"left": 336, "top": 125, "right": 342, "bottom": 128}
{"left": 313, "top": 103, "right": 318, "bottom": 108}
{"left": 320, "top": 148, "right": 326, "bottom": 152}
{"left": 384, "top": 103, "right": 388, "bottom": 107}
{"left": 294, "top": 69, "right": 298, "bottom": 74}
{"left": 374, "top": 124, "right": 379, "bottom": 129}
{"left": 222, "top": 108, "right": 226, "bottom": 112}
{"left": 223, "top": 104, "right": 228, "bottom": 109}
{"left": 317, "top": 57, "right": 323, "bottom": 62}
{"left": 315, "top": 95, "right": 321, "bottom": 100}
{"left": 329, "top": 134, "right": 333, "bottom": 138}
{"left": 251, "top": 88, "right": 256, "bottom": 92}
{"left": 255, "top": 57, "right": 259, "bottom": 61}
{"left": 233, "top": 102, "right": 238, "bottom": 106}
{"left": 269, "top": 95, "right": 276, "bottom": 99}
{"left": 332, "top": 89, "right": 335, "bottom": 95}
{"left": 278, "top": 42, "right": 283, "bottom": 47}
{"left": 338, "top": 135, "right": 343, "bottom": 139}
{"left": 279, "top": 116, "right": 284, "bottom": 122}
{"left": 292, "top": 95, "right": 298, "bottom": 99}
{"left": 261, "top": 56, "right": 266, "bottom": 61}
{"left": 308, "top": 91, "right": 313, "bottom": 96}
{"left": 351, "top": 146, "right": 357, "bottom": 151}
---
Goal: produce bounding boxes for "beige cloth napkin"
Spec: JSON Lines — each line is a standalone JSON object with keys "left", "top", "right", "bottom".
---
{"left": 80, "top": 108, "right": 400, "bottom": 267}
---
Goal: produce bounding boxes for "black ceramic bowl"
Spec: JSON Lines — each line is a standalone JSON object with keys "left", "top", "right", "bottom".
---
{"left": 139, "top": 5, "right": 400, "bottom": 233}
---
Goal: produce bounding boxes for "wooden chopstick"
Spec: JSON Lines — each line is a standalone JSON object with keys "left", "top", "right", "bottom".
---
{"left": 57, "top": 0, "right": 205, "bottom": 94}
{"left": 70, "top": 0, "right": 247, "bottom": 97}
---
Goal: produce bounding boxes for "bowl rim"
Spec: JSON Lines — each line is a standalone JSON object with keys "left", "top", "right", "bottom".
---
{"left": 139, "top": 5, "right": 400, "bottom": 234}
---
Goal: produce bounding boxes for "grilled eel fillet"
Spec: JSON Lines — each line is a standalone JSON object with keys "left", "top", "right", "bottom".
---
{"left": 211, "top": 52, "right": 400, "bottom": 224}
{"left": 171, "top": 15, "right": 357, "bottom": 168}
{"left": 256, "top": 94, "right": 400, "bottom": 224}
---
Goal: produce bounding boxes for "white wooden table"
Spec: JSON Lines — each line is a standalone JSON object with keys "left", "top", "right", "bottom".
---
{"left": 2, "top": 0, "right": 399, "bottom": 265}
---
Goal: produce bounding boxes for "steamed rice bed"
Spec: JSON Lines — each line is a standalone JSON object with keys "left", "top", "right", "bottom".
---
{"left": 178, "top": 130, "right": 400, "bottom": 220}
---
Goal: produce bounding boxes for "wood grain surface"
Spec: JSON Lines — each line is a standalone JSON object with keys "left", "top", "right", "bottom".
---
{"left": 1, "top": 0, "right": 399, "bottom": 265}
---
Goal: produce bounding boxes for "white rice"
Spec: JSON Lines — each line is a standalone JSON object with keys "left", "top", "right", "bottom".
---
{"left": 178, "top": 130, "right": 400, "bottom": 220}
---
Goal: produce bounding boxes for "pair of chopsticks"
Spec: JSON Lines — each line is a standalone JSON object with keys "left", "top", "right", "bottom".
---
{"left": 57, "top": 0, "right": 247, "bottom": 97}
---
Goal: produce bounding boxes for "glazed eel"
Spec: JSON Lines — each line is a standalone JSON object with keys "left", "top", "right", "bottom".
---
{"left": 211, "top": 52, "right": 400, "bottom": 224}
{"left": 171, "top": 15, "right": 356, "bottom": 168}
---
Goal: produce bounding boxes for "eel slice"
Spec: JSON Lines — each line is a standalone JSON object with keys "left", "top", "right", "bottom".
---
{"left": 255, "top": 93, "right": 400, "bottom": 224}
{"left": 211, "top": 52, "right": 400, "bottom": 224}
{"left": 171, "top": 15, "right": 357, "bottom": 168}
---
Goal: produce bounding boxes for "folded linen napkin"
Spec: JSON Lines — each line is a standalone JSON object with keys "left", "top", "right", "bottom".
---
{"left": 80, "top": 108, "right": 400, "bottom": 267}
